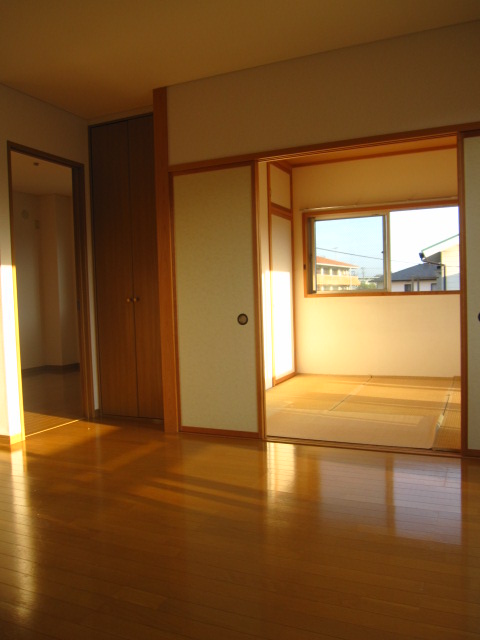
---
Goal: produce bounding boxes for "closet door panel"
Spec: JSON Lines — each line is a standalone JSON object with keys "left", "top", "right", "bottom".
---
{"left": 91, "top": 122, "right": 138, "bottom": 416}
{"left": 128, "top": 116, "right": 163, "bottom": 418}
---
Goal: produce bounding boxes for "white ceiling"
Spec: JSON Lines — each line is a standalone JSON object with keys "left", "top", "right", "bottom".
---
{"left": 1, "top": 0, "right": 480, "bottom": 121}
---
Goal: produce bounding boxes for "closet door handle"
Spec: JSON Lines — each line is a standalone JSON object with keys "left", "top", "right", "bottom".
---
{"left": 133, "top": 297, "right": 140, "bottom": 303}
{"left": 126, "top": 297, "right": 133, "bottom": 303}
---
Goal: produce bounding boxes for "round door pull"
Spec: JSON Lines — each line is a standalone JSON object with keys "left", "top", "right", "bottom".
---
{"left": 237, "top": 313, "right": 248, "bottom": 326}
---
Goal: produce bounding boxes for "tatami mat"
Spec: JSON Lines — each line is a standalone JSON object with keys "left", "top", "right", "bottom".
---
{"left": 267, "top": 374, "right": 460, "bottom": 450}
{"left": 432, "top": 378, "right": 461, "bottom": 450}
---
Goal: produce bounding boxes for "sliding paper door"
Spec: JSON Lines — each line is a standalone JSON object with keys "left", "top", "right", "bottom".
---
{"left": 270, "top": 212, "right": 295, "bottom": 381}
{"left": 173, "top": 165, "right": 259, "bottom": 433}
{"left": 463, "top": 133, "right": 480, "bottom": 451}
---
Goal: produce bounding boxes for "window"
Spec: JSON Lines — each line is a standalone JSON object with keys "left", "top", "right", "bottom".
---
{"left": 306, "top": 206, "right": 459, "bottom": 294}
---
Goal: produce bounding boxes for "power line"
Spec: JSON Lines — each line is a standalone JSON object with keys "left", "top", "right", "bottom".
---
{"left": 316, "top": 246, "right": 383, "bottom": 262}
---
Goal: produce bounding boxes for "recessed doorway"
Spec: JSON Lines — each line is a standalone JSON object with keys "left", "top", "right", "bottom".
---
{"left": 260, "top": 135, "right": 462, "bottom": 452}
{"left": 9, "top": 146, "right": 93, "bottom": 437}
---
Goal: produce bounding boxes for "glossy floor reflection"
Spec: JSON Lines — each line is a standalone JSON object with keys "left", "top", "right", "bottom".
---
{"left": 21, "top": 370, "right": 83, "bottom": 436}
{"left": 0, "top": 422, "right": 479, "bottom": 639}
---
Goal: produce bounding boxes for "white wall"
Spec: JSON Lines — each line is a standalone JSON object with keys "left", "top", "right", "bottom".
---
{"left": 55, "top": 196, "right": 79, "bottom": 365}
{"left": 12, "top": 192, "right": 44, "bottom": 369}
{"left": 292, "top": 149, "right": 460, "bottom": 377}
{"left": 39, "top": 195, "right": 79, "bottom": 367}
{"left": 40, "top": 196, "right": 63, "bottom": 366}
{"left": 0, "top": 84, "right": 93, "bottom": 438}
{"left": 168, "top": 22, "right": 480, "bottom": 165}
{"left": 12, "top": 192, "right": 79, "bottom": 371}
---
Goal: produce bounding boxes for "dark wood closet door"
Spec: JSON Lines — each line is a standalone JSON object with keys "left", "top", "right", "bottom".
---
{"left": 91, "top": 121, "right": 138, "bottom": 416}
{"left": 128, "top": 116, "right": 163, "bottom": 418}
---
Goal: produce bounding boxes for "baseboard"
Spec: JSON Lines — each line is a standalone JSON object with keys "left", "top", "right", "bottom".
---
{"left": 96, "top": 413, "right": 164, "bottom": 427}
{"left": 0, "top": 433, "right": 24, "bottom": 448}
{"left": 465, "top": 448, "right": 480, "bottom": 457}
{"left": 22, "top": 363, "right": 80, "bottom": 376}
{"left": 273, "top": 371, "right": 296, "bottom": 386}
{"left": 180, "top": 426, "right": 260, "bottom": 439}
{"left": 0, "top": 435, "right": 10, "bottom": 448}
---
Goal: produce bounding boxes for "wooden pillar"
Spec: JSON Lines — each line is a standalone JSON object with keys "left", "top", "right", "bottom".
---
{"left": 153, "top": 87, "right": 179, "bottom": 432}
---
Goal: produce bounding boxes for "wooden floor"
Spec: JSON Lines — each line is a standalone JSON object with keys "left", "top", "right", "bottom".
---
{"left": 0, "top": 421, "right": 479, "bottom": 639}
{"left": 21, "top": 370, "right": 83, "bottom": 436}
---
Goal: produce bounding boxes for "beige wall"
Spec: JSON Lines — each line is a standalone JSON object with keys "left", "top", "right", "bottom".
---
{"left": 296, "top": 294, "right": 460, "bottom": 377}
{"left": 292, "top": 149, "right": 460, "bottom": 377}
{"left": 0, "top": 84, "right": 93, "bottom": 437}
{"left": 168, "top": 22, "right": 480, "bottom": 165}
{"left": 293, "top": 149, "right": 458, "bottom": 210}
{"left": 270, "top": 165, "right": 291, "bottom": 209}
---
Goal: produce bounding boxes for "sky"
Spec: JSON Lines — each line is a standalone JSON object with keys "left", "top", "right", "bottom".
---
{"left": 315, "top": 206, "right": 459, "bottom": 279}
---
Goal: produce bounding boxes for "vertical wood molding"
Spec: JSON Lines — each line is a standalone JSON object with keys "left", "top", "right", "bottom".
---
{"left": 457, "top": 134, "right": 468, "bottom": 455}
{"left": 252, "top": 163, "right": 266, "bottom": 439}
{"left": 8, "top": 142, "right": 95, "bottom": 429}
{"left": 6, "top": 143, "right": 25, "bottom": 442}
{"left": 153, "top": 88, "right": 179, "bottom": 432}
{"left": 71, "top": 164, "right": 95, "bottom": 419}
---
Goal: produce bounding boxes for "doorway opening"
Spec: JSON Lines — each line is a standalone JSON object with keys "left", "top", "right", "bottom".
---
{"left": 259, "top": 135, "right": 462, "bottom": 452}
{"left": 8, "top": 145, "right": 93, "bottom": 437}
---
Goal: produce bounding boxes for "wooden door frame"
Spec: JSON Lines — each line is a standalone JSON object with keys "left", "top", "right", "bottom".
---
{"left": 260, "top": 137, "right": 465, "bottom": 455}
{"left": 7, "top": 142, "right": 95, "bottom": 439}
{"left": 458, "top": 130, "right": 480, "bottom": 456}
